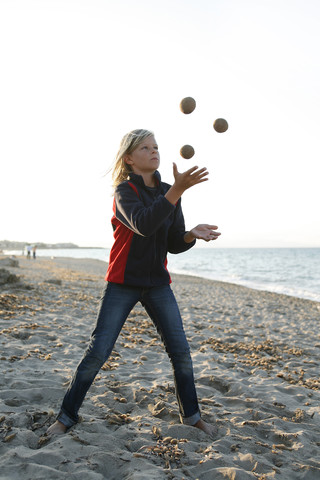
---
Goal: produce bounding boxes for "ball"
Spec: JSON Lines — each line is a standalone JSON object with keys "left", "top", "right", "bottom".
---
{"left": 180, "top": 145, "right": 195, "bottom": 159}
{"left": 213, "top": 118, "right": 228, "bottom": 133}
{"left": 180, "top": 97, "right": 196, "bottom": 114}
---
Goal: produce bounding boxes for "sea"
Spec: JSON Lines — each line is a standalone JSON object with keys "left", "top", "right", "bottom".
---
{"left": 4, "top": 247, "right": 320, "bottom": 303}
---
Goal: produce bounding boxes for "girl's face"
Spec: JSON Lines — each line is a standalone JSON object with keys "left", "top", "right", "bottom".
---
{"left": 125, "top": 135, "right": 160, "bottom": 175}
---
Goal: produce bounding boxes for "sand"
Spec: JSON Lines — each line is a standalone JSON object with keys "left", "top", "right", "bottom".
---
{"left": 0, "top": 255, "right": 319, "bottom": 480}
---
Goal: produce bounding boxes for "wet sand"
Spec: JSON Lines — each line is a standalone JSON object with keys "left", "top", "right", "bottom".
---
{"left": 0, "top": 256, "right": 319, "bottom": 479}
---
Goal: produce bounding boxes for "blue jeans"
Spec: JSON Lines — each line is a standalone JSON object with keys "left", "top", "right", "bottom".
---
{"left": 57, "top": 282, "right": 201, "bottom": 427}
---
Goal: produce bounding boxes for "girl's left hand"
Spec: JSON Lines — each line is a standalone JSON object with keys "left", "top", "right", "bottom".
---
{"left": 188, "top": 224, "right": 221, "bottom": 242}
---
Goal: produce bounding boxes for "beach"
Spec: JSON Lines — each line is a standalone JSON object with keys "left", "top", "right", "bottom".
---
{"left": 0, "top": 256, "right": 319, "bottom": 480}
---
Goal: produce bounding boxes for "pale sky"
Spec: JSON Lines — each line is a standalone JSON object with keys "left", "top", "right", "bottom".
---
{"left": 1, "top": 0, "right": 319, "bottom": 248}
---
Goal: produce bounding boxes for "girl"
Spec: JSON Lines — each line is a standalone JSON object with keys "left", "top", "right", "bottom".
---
{"left": 47, "top": 129, "right": 221, "bottom": 437}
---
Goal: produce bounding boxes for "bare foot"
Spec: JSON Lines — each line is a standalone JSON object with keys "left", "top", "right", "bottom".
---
{"left": 46, "top": 420, "right": 67, "bottom": 436}
{"left": 193, "top": 418, "right": 218, "bottom": 438}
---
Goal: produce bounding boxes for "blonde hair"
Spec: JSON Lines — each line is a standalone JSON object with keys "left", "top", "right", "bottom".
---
{"left": 111, "top": 129, "right": 154, "bottom": 188}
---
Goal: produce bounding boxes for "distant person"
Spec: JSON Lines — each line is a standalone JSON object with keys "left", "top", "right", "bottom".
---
{"left": 26, "top": 245, "right": 32, "bottom": 259}
{"left": 32, "top": 245, "right": 37, "bottom": 259}
{"left": 46, "top": 129, "right": 221, "bottom": 437}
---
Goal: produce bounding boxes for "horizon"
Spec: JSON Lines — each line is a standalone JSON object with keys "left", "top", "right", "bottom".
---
{"left": 1, "top": 239, "right": 319, "bottom": 250}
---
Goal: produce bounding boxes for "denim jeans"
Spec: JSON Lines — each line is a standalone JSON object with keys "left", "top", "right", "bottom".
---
{"left": 57, "top": 282, "right": 201, "bottom": 427}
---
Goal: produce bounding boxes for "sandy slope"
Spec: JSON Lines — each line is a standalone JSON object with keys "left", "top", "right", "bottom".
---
{"left": 0, "top": 256, "right": 319, "bottom": 480}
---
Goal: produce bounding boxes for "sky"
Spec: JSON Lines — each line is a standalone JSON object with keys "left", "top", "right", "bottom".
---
{"left": 1, "top": 0, "right": 319, "bottom": 248}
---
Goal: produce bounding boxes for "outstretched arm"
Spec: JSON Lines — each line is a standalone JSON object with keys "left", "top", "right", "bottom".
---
{"left": 165, "top": 163, "right": 221, "bottom": 244}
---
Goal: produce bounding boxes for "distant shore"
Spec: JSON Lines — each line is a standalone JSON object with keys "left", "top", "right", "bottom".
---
{"left": 0, "top": 240, "right": 81, "bottom": 250}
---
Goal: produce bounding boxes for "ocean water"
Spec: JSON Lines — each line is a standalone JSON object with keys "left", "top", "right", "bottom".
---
{"left": 168, "top": 248, "right": 320, "bottom": 302}
{"left": 4, "top": 247, "right": 320, "bottom": 302}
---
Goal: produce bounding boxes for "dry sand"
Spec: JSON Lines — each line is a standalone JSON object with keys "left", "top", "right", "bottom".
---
{"left": 0, "top": 256, "right": 319, "bottom": 480}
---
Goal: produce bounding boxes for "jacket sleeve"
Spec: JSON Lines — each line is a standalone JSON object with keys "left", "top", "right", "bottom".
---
{"left": 167, "top": 198, "right": 196, "bottom": 254}
{"left": 114, "top": 183, "right": 176, "bottom": 236}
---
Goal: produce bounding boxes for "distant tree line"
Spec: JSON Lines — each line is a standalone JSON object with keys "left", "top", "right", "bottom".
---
{"left": 0, "top": 240, "right": 79, "bottom": 250}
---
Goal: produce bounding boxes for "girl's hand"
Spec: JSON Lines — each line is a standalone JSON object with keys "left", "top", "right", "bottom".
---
{"left": 165, "top": 163, "right": 209, "bottom": 205}
{"left": 184, "top": 224, "right": 221, "bottom": 243}
{"left": 172, "top": 162, "right": 209, "bottom": 191}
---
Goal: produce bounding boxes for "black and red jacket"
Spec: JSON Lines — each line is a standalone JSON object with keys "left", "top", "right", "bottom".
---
{"left": 105, "top": 171, "right": 196, "bottom": 287}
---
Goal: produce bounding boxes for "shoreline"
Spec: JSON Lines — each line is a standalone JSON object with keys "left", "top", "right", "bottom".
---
{"left": 3, "top": 253, "right": 320, "bottom": 304}
{"left": 1, "top": 256, "right": 319, "bottom": 479}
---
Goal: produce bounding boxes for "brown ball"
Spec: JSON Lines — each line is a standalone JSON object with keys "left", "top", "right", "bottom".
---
{"left": 213, "top": 118, "right": 228, "bottom": 133}
{"left": 180, "top": 145, "right": 195, "bottom": 159}
{"left": 180, "top": 97, "right": 196, "bottom": 114}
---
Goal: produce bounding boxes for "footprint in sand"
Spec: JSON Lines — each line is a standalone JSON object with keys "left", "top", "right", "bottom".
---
{"left": 198, "top": 376, "right": 231, "bottom": 394}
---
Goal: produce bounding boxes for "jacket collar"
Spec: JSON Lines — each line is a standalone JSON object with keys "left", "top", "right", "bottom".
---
{"left": 128, "top": 170, "right": 161, "bottom": 188}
